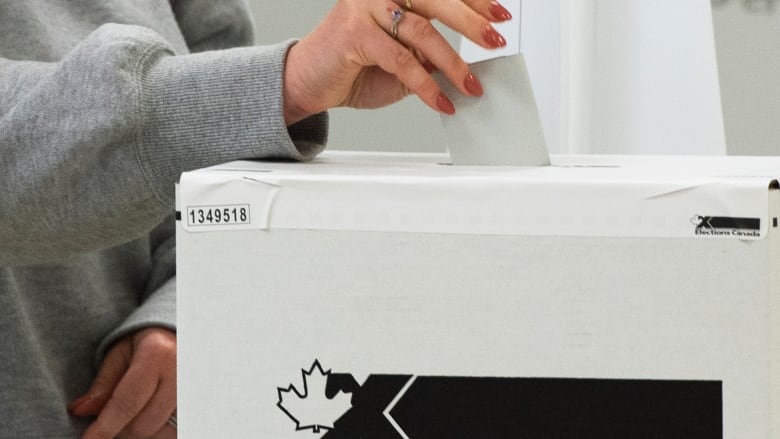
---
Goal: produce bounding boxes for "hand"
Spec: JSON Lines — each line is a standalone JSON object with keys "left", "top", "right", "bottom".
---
{"left": 283, "top": 0, "right": 512, "bottom": 124}
{"left": 69, "top": 328, "right": 177, "bottom": 439}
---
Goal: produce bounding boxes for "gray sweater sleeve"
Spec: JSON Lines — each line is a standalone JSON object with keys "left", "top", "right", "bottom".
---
{"left": 96, "top": 216, "right": 179, "bottom": 363}
{"left": 173, "top": 0, "right": 256, "bottom": 52}
{"left": 0, "top": 22, "right": 327, "bottom": 267}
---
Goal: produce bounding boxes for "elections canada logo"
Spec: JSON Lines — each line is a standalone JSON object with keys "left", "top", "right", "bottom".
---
{"left": 690, "top": 214, "right": 761, "bottom": 238}
{"left": 276, "top": 360, "right": 722, "bottom": 439}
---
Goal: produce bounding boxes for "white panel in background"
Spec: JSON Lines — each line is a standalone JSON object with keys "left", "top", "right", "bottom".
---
{"left": 521, "top": 0, "right": 562, "bottom": 154}
{"left": 459, "top": 0, "right": 522, "bottom": 63}
{"left": 587, "top": 0, "right": 727, "bottom": 155}
{"left": 712, "top": 0, "right": 780, "bottom": 156}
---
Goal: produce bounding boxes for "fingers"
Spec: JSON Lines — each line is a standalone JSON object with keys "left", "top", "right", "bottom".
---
{"left": 465, "top": 0, "right": 514, "bottom": 22}
{"left": 368, "top": 4, "right": 486, "bottom": 113}
{"left": 398, "top": 0, "right": 513, "bottom": 23}
{"left": 361, "top": 23, "right": 455, "bottom": 114}
{"left": 290, "top": 0, "right": 509, "bottom": 113}
{"left": 392, "top": 0, "right": 511, "bottom": 49}
{"left": 391, "top": 9, "right": 484, "bottom": 97}
{"left": 122, "top": 372, "right": 176, "bottom": 438}
{"left": 151, "top": 424, "right": 177, "bottom": 439}
{"left": 82, "top": 355, "right": 159, "bottom": 439}
{"left": 78, "top": 328, "right": 177, "bottom": 439}
{"left": 69, "top": 339, "right": 133, "bottom": 417}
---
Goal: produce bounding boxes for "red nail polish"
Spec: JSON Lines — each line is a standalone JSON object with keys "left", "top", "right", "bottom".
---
{"left": 482, "top": 25, "right": 507, "bottom": 48}
{"left": 464, "top": 73, "right": 483, "bottom": 97}
{"left": 489, "top": 1, "right": 513, "bottom": 21}
{"left": 437, "top": 93, "right": 455, "bottom": 115}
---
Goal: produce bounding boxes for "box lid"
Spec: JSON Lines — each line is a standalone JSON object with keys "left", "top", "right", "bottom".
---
{"left": 178, "top": 152, "right": 780, "bottom": 240}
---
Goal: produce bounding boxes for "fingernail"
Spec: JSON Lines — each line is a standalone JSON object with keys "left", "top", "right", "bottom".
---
{"left": 68, "top": 393, "right": 93, "bottom": 414}
{"left": 482, "top": 25, "right": 507, "bottom": 48}
{"left": 489, "top": 1, "right": 513, "bottom": 21}
{"left": 437, "top": 93, "right": 455, "bottom": 115}
{"left": 464, "top": 73, "right": 483, "bottom": 97}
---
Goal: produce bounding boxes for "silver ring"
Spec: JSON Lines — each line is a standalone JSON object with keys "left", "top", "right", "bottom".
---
{"left": 390, "top": 8, "right": 404, "bottom": 39}
{"left": 405, "top": 0, "right": 412, "bottom": 10}
{"left": 167, "top": 415, "right": 177, "bottom": 429}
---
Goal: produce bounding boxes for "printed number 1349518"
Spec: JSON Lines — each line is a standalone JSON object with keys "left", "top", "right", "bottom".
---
{"left": 186, "top": 204, "right": 250, "bottom": 226}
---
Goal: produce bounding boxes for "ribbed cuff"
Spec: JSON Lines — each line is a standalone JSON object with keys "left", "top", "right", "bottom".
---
{"left": 135, "top": 41, "right": 327, "bottom": 205}
{"left": 95, "top": 276, "right": 177, "bottom": 366}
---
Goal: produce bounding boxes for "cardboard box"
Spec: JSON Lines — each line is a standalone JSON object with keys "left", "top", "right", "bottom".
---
{"left": 177, "top": 152, "right": 780, "bottom": 438}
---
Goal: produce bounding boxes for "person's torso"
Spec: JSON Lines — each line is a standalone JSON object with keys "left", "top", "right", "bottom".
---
{"left": 0, "top": 0, "right": 189, "bottom": 61}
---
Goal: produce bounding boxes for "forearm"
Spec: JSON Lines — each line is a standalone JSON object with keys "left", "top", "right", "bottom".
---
{"left": 0, "top": 24, "right": 326, "bottom": 266}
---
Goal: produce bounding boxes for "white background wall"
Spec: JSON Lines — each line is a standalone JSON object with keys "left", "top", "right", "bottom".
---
{"left": 711, "top": 0, "right": 780, "bottom": 156}
{"left": 564, "top": 0, "right": 726, "bottom": 155}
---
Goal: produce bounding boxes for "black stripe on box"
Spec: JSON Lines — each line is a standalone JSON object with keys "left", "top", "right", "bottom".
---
{"left": 325, "top": 376, "right": 722, "bottom": 439}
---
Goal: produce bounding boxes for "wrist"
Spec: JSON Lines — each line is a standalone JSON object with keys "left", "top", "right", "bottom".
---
{"left": 283, "top": 42, "right": 321, "bottom": 126}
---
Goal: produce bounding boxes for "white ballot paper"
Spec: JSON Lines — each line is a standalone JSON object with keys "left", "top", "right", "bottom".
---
{"left": 435, "top": 53, "right": 550, "bottom": 166}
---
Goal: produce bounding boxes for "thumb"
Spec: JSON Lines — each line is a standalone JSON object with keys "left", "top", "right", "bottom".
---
{"left": 68, "top": 338, "right": 132, "bottom": 417}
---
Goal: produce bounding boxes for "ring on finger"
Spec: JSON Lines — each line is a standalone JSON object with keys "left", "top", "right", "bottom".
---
{"left": 405, "top": 0, "right": 412, "bottom": 10}
{"left": 390, "top": 8, "right": 404, "bottom": 39}
{"left": 167, "top": 416, "right": 177, "bottom": 429}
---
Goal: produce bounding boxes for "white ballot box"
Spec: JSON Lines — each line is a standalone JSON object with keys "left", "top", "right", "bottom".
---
{"left": 177, "top": 152, "right": 780, "bottom": 439}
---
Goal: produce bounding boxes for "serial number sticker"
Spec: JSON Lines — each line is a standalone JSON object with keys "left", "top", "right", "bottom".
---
{"left": 186, "top": 204, "right": 250, "bottom": 227}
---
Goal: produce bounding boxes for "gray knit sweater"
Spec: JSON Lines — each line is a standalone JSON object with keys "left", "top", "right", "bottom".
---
{"left": 0, "top": 1, "right": 327, "bottom": 437}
